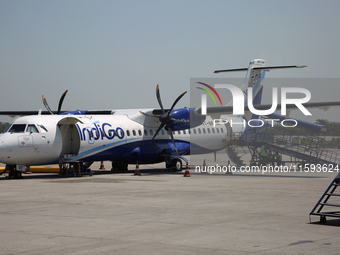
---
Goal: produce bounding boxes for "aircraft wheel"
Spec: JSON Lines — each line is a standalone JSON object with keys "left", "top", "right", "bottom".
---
{"left": 174, "top": 159, "right": 182, "bottom": 171}
{"left": 165, "top": 162, "right": 171, "bottom": 172}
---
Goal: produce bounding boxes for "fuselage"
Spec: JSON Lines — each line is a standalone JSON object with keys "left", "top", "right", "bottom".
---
{"left": 0, "top": 111, "right": 231, "bottom": 166}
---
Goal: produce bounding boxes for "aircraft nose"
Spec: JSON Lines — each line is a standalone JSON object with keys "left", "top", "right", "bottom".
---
{"left": 0, "top": 140, "right": 7, "bottom": 150}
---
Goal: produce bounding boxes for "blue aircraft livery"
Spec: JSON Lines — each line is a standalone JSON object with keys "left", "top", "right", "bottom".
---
{"left": 76, "top": 122, "right": 124, "bottom": 143}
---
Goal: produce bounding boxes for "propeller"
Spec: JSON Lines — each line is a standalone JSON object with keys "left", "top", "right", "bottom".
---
{"left": 42, "top": 90, "right": 69, "bottom": 172}
{"left": 42, "top": 90, "right": 68, "bottom": 115}
{"left": 141, "top": 85, "right": 187, "bottom": 152}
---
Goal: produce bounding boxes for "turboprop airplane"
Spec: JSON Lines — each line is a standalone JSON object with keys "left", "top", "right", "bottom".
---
{"left": 1, "top": 59, "right": 339, "bottom": 178}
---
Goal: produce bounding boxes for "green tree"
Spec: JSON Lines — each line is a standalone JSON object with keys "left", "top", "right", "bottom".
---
{"left": 316, "top": 119, "right": 340, "bottom": 136}
{"left": 0, "top": 122, "right": 10, "bottom": 133}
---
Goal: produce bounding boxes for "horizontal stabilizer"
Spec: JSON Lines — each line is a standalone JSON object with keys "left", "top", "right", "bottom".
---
{"left": 214, "top": 68, "right": 249, "bottom": 73}
{"left": 214, "top": 65, "right": 306, "bottom": 73}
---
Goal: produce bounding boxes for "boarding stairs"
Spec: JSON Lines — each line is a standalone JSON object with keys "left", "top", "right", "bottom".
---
{"left": 310, "top": 172, "right": 340, "bottom": 223}
{"left": 227, "top": 119, "right": 340, "bottom": 167}
{"left": 226, "top": 143, "right": 247, "bottom": 166}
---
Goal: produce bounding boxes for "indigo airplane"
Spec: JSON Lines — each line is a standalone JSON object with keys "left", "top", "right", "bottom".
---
{"left": 0, "top": 59, "right": 339, "bottom": 178}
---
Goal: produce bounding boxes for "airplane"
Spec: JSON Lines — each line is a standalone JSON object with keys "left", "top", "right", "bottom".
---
{"left": 1, "top": 59, "right": 339, "bottom": 178}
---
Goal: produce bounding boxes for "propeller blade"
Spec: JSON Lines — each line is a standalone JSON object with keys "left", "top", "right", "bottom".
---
{"left": 151, "top": 85, "right": 187, "bottom": 149}
{"left": 167, "top": 91, "right": 187, "bottom": 118}
{"left": 57, "top": 90, "right": 68, "bottom": 115}
{"left": 151, "top": 123, "right": 166, "bottom": 142}
{"left": 42, "top": 95, "right": 54, "bottom": 115}
{"left": 156, "top": 84, "right": 165, "bottom": 113}
{"left": 167, "top": 127, "right": 178, "bottom": 153}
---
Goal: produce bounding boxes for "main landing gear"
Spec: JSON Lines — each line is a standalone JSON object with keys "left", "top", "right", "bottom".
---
{"left": 165, "top": 158, "right": 183, "bottom": 172}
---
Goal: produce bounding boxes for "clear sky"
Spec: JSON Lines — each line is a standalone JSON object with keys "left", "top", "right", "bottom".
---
{"left": 1, "top": 0, "right": 340, "bottom": 123}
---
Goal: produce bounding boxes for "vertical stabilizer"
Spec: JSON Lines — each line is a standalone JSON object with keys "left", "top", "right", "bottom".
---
{"left": 242, "top": 59, "right": 266, "bottom": 121}
{"left": 221, "top": 59, "right": 266, "bottom": 121}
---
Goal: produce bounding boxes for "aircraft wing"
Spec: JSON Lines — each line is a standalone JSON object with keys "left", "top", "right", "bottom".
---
{"left": 194, "top": 101, "right": 340, "bottom": 115}
{"left": 0, "top": 110, "right": 114, "bottom": 117}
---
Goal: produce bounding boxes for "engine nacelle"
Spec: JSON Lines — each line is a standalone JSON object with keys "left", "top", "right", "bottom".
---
{"left": 169, "top": 108, "right": 206, "bottom": 131}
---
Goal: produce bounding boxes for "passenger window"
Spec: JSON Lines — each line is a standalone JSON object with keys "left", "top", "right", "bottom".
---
{"left": 216, "top": 128, "right": 219, "bottom": 133}
{"left": 118, "top": 129, "right": 124, "bottom": 137}
{"left": 132, "top": 130, "right": 136, "bottom": 136}
{"left": 150, "top": 130, "right": 153, "bottom": 136}
{"left": 198, "top": 129, "right": 201, "bottom": 134}
{"left": 144, "top": 129, "right": 148, "bottom": 135}
{"left": 161, "top": 129, "right": 165, "bottom": 135}
{"left": 220, "top": 128, "right": 223, "bottom": 133}
{"left": 9, "top": 124, "right": 26, "bottom": 133}
{"left": 138, "top": 130, "right": 142, "bottom": 136}
{"left": 212, "top": 128, "right": 215, "bottom": 133}
{"left": 203, "top": 128, "right": 206, "bottom": 134}
{"left": 207, "top": 128, "right": 210, "bottom": 134}
{"left": 127, "top": 130, "right": 130, "bottom": 136}
{"left": 178, "top": 131, "right": 181, "bottom": 135}
{"left": 183, "top": 130, "right": 186, "bottom": 134}
{"left": 193, "top": 129, "right": 196, "bottom": 134}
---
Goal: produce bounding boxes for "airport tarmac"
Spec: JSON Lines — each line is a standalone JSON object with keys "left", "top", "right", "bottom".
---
{"left": 1, "top": 160, "right": 340, "bottom": 255}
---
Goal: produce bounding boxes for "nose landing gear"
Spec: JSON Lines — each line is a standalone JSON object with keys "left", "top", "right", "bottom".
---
{"left": 5, "top": 165, "right": 22, "bottom": 179}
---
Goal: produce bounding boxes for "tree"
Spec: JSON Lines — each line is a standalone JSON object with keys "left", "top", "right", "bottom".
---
{"left": 316, "top": 119, "right": 340, "bottom": 136}
{"left": 0, "top": 122, "right": 10, "bottom": 133}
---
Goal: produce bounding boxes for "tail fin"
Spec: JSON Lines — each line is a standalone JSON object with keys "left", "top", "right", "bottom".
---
{"left": 214, "top": 59, "right": 306, "bottom": 121}
{"left": 241, "top": 59, "right": 266, "bottom": 121}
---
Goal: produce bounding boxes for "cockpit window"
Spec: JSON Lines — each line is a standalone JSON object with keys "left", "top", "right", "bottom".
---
{"left": 2, "top": 124, "right": 12, "bottom": 133}
{"left": 37, "top": 124, "right": 48, "bottom": 133}
{"left": 26, "top": 124, "right": 39, "bottom": 133}
{"left": 9, "top": 124, "right": 27, "bottom": 133}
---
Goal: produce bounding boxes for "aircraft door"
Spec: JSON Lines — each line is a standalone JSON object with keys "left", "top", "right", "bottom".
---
{"left": 57, "top": 117, "right": 82, "bottom": 158}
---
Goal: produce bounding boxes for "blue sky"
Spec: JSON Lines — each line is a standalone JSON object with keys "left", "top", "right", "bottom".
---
{"left": 1, "top": 0, "right": 340, "bottom": 123}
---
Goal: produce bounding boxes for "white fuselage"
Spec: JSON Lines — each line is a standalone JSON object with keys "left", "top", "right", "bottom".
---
{"left": 0, "top": 110, "right": 231, "bottom": 166}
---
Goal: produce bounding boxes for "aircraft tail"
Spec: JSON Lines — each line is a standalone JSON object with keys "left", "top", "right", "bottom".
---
{"left": 214, "top": 59, "right": 306, "bottom": 121}
{"left": 241, "top": 59, "right": 266, "bottom": 121}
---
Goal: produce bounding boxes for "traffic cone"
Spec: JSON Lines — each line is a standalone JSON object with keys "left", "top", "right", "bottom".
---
{"left": 25, "top": 166, "right": 32, "bottom": 174}
{"left": 183, "top": 162, "right": 191, "bottom": 177}
{"left": 226, "top": 160, "right": 233, "bottom": 174}
{"left": 134, "top": 161, "right": 141, "bottom": 176}
{"left": 203, "top": 159, "right": 209, "bottom": 174}
{"left": 99, "top": 161, "right": 105, "bottom": 170}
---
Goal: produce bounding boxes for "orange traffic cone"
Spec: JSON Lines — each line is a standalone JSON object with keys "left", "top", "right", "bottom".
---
{"left": 134, "top": 161, "right": 141, "bottom": 176}
{"left": 203, "top": 159, "right": 209, "bottom": 174}
{"left": 99, "top": 161, "right": 105, "bottom": 170}
{"left": 25, "top": 166, "right": 32, "bottom": 174}
{"left": 183, "top": 162, "right": 191, "bottom": 177}
{"left": 226, "top": 160, "right": 233, "bottom": 174}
